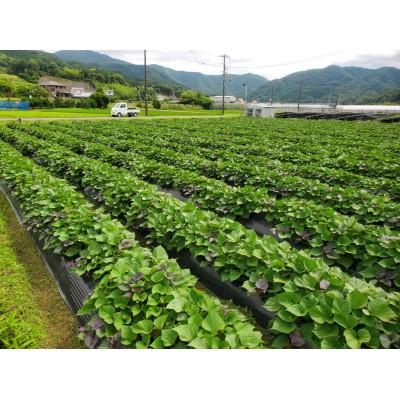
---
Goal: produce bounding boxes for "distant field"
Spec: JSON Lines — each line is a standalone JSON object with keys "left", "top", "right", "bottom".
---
{"left": 0, "top": 108, "right": 241, "bottom": 119}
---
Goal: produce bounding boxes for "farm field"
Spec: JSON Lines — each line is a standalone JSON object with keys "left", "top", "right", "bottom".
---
{"left": 0, "top": 117, "right": 399, "bottom": 349}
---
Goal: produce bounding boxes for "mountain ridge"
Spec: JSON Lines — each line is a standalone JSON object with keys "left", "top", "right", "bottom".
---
{"left": 55, "top": 50, "right": 268, "bottom": 96}
{"left": 250, "top": 64, "right": 400, "bottom": 104}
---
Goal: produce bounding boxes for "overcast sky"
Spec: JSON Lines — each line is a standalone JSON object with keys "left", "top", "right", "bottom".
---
{"left": 100, "top": 49, "right": 400, "bottom": 80}
{"left": 3, "top": 0, "right": 400, "bottom": 80}
{"left": 97, "top": 0, "right": 399, "bottom": 80}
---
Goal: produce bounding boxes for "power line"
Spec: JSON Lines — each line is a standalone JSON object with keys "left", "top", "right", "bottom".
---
{"left": 191, "top": 50, "right": 221, "bottom": 68}
{"left": 226, "top": 51, "right": 343, "bottom": 69}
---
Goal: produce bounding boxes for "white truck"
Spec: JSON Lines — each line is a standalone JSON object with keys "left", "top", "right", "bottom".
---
{"left": 111, "top": 102, "right": 140, "bottom": 117}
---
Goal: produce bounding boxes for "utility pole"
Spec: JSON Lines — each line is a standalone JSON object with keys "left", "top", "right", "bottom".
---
{"left": 243, "top": 83, "right": 247, "bottom": 115}
{"left": 334, "top": 86, "right": 340, "bottom": 109}
{"left": 144, "top": 50, "right": 148, "bottom": 116}
{"left": 297, "top": 80, "right": 303, "bottom": 110}
{"left": 221, "top": 54, "right": 228, "bottom": 115}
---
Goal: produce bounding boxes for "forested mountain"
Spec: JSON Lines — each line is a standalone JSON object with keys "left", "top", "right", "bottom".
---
{"left": 55, "top": 50, "right": 268, "bottom": 96}
{"left": 0, "top": 50, "right": 149, "bottom": 102}
{"left": 0, "top": 50, "right": 128, "bottom": 85}
{"left": 249, "top": 65, "right": 400, "bottom": 104}
{"left": 358, "top": 88, "right": 400, "bottom": 104}
{"left": 1, "top": 50, "right": 399, "bottom": 104}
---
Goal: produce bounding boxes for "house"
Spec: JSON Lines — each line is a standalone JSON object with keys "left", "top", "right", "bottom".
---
{"left": 38, "top": 77, "right": 95, "bottom": 98}
{"left": 38, "top": 78, "right": 71, "bottom": 98}
{"left": 103, "top": 89, "right": 115, "bottom": 96}
{"left": 210, "top": 95, "right": 237, "bottom": 103}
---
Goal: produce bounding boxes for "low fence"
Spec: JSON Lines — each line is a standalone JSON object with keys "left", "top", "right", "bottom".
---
{"left": 0, "top": 100, "right": 30, "bottom": 110}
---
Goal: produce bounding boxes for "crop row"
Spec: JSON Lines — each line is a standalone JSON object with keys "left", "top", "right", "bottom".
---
{"left": 101, "top": 127, "right": 400, "bottom": 197}
{"left": 127, "top": 118, "right": 400, "bottom": 148}
{"left": 0, "top": 141, "right": 264, "bottom": 349}
{"left": 37, "top": 120, "right": 400, "bottom": 194}
{"left": 61, "top": 119, "right": 400, "bottom": 180}
{"left": 66, "top": 118, "right": 399, "bottom": 154}
{"left": 3, "top": 126, "right": 400, "bottom": 289}
{"left": 3, "top": 130, "right": 400, "bottom": 348}
{"left": 26, "top": 122, "right": 400, "bottom": 227}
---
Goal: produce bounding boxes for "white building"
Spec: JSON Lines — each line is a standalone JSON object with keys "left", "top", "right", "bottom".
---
{"left": 211, "top": 95, "right": 237, "bottom": 103}
{"left": 70, "top": 87, "right": 95, "bottom": 98}
{"left": 246, "top": 103, "right": 400, "bottom": 118}
{"left": 103, "top": 89, "right": 115, "bottom": 96}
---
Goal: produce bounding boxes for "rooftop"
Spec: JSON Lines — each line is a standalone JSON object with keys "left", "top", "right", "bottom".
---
{"left": 39, "top": 80, "right": 67, "bottom": 87}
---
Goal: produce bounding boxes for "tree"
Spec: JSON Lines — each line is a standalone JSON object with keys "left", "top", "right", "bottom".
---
{"left": 198, "top": 94, "right": 212, "bottom": 110}
{"left": 180, "top": 90, "right": 212, "bottom": 109}
{"left": 90, "top": 89, "right": 110, "bottom": 108}
{"left": 152, "top": 99, "right": 161, "bottom": 109}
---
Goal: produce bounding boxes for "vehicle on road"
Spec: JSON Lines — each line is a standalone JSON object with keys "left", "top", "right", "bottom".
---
{"left": 111, "top": 102, "right": 140, "bottom": 117}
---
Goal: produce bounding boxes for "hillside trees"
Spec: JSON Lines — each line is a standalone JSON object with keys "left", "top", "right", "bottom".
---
{"left": 180, "top": 90, "right": 212, "bottom": 109}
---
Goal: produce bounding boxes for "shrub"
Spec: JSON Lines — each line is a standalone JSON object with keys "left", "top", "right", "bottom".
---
{"left": 90, "top": 90, "right": 110, "bottom": 109}
{"left": 152, "top": 99, "right": 161, "bottom": 109}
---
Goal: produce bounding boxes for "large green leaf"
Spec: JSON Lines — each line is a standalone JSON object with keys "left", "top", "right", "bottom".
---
{"left": 202, "top": 309, "right": 226, "bottom": 334}
{"left": 188, "top": 337, "right": 209, "bottom": 349}
{"left": 154, "top": 314, "right": 169, "bottom": 330}
{"left": 286, "top": 303, "right": 307, "bottom": 317}
{"left": 166, "top": 295, "right": 187, "bottom": 313}
{"left": 161, "top": 329, "right": 178, "bottom": 347}
{"left": 113, "top": 312, "right": 125, "bottom": 330}
{"left": 334, "top": 313, "right": 357, "bottom": 330}
{"left": 151, "top": 271, "right": 164, "bottom": 283}
{"left": 313, "top": 323, "right": 338, "bottom": 339}
{"left": 120, "top": 325, "right": 136, "bottom": 345}
{"left": 368, "top": 299, "right": 396, "bottom": 322}
{"left": 343, "top": 328, "right": 371, "bottom": 349}
{"left": 237, "top": 329, "right": 262, "bottom": 348}
{"left": 349, "top": 290, "right": 368, "bottom": 310}
{"left": 98, "top": 305, "right": 115, "bottom": 324}
{"left": 333, "top": 297, "right": 352, "bottom": 314}
{"left": 132, "top": 320, "right": 154, "bottom": 335}
{"left": 271, "top": 317, "right": 296, "bottom": 334}
{"left": 173, "top": 324, "right": 198, "bottom": 342}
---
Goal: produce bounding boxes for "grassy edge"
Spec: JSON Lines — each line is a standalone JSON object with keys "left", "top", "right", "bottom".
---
{"left": 0, "top": 191, "right": 82, "bottom": 348}
{"left": 0, "top": 207, "right": 45, "bottom": 348}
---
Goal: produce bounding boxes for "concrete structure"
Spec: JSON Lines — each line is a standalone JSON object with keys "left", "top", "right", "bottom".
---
{"left": 70, "top": 87, "right": 95, "bottom": 98}
{"left": 156, "top": 93, "right": 178, "bottom": 102}
{"left": 246, "top": 103, "right": 400, "bottom": 118}
{"left": 233, "top": 97, "right": 245, "bottom": 105}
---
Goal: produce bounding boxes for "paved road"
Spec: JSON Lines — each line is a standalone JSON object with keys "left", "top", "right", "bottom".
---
{"left": 0, "top": 115, "right": 238, "bottom": 122}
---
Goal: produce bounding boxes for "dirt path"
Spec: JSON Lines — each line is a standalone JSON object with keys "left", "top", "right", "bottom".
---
{"left": 0, "top": 192, "right": 82, "bottom": 348}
